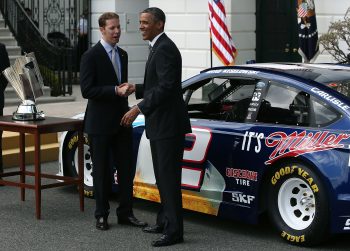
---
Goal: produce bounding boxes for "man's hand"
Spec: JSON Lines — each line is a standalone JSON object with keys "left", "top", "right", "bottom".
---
{"left": 116, "top": 83, "right": 128, "bottom": 96}
{"left": 121, "top": 105, "right": 140, "bottom": 127}
{"left": 116, "top": 83, "right": 136, "bottom": 97}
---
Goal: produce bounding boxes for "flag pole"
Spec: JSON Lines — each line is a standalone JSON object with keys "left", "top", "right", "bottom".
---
{"left": 210, "top": 37, "right": 213, "bottom": 68}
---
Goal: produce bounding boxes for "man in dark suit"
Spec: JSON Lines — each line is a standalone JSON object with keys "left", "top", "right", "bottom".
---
{"left": 80, "top": 12, "right": 147, "bottom": 231}
{"left": 121, "top": 7, "right": 191, "bottom": 247}
{"left": 0, "top": 43, "right": 10, "bottom": 175}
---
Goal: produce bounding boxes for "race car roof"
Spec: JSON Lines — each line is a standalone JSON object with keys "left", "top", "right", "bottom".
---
{"left": 240, "top": 63, "right": 350, "bottom": 84}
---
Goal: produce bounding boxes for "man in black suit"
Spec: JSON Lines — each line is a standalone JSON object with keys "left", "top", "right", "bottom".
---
{"left": 80, "top": 12, "right": 147, "bottom": 231}
{"left": 0, "top": 43, "right": 10, "bottom": 175}
{"left": 121, "top": 7, "right": 191, "bottom": 247}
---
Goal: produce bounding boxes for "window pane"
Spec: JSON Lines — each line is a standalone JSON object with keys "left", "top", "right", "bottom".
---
{"left": 257, "top": 82, "right": 340, "bottom": 127}
{"left": 186, "top": 78, "right": 256, "bottom": 122}
{"left": 311, "top": 97, "right": 339, "bottom": 126}
{"left": 257, "top": 83, "right": 304, "bottom": 125}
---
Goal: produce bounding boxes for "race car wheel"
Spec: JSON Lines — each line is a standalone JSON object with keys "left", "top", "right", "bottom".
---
{"left": 267, "top": 163, "right": 329, "bottom": 246}
{"left": 62, "top": 132, "right": 94, "bottom": 198}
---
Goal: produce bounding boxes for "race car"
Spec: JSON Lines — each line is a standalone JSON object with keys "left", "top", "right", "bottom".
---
{"left": 58, "top": 63, "right": 350, "bottom": 246}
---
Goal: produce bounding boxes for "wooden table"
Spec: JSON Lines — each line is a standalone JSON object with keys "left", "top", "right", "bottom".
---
{"left": 0, "top": 116, "right": 84, "bottom": 219}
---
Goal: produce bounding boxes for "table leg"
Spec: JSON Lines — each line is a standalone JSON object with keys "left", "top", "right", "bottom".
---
{"left": 19, "top": 133, "right": 26, "bottom": 201}
{"left": 78, "top": 131, "right": 84, "bottom": 211}
{"left": 34, "top": 133, "right": 41, "bottom": 219}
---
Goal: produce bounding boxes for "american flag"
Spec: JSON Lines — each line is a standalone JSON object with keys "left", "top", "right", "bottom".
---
{"left": 208, "top": 0, "right": 237, "bottom": 66}
{"left": 297, "top": 0, "right": 319, "bottom": 62}
{"left": 298, "top": 2, "right": 308, "bottom": 18}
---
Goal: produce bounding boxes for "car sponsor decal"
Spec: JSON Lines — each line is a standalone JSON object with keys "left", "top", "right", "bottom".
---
{"left": 281, "top": 231, "right": 305, "bottom": 243}
{"left": 310, "top": 87, "right": 350, "bottom": 111}
{"left": 265, "top": 131, "right": 350, "bottom": 165}
{"left": 226, "top": 168, "right": 258, "bottom": 187}
{"left": 241, "top": 131, "right": 264, "bottom": 153}
{"left": 230, "top": 191, "right": 255, "bottom": 206}
{"left": 205, "top": 69, "right": 259, "bottom": 75}
{"left": 270, "top": 165, "right": 319, "bottom": 193}
{"left": 241, "top": 130, "right": 350, "bottom": 165}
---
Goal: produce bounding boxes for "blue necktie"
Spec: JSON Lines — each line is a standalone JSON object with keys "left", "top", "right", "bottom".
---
{"left": 111, "top": 48, "right": 120, "bottom": 82}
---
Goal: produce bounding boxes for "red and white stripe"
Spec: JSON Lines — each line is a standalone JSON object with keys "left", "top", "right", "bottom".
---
{"left": 208, "top": 0, "right": 237, "bottom": 66}
{"left": 298, "top": 3, "right": 308, "bottom": 18}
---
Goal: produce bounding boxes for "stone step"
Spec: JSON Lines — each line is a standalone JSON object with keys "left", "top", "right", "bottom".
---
{"left": 2, "top": 131, "right": 59, "bottom": 168}
{"left": 0, "top": 19, "right": 4, "bottom": 28}
{"left": 0, "top": 36, "right": 17, "bottom": 46}
{"left": 4, "top": 45, "right": 21, "bottom": 56}
{"left": 0, "top": 27, "right": 11, "bottom": 36}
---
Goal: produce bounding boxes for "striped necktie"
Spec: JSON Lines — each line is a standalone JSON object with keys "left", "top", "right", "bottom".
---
{"left": 147, "top": 45, "right": 153, "bottom": 60}
{"left": 111, "top": 47, "right": 120, "bottom": 82}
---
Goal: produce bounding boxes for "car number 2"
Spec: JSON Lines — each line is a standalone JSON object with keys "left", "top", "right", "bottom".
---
{"left": 183, "top": 127, "right": 212, "bottom": 164}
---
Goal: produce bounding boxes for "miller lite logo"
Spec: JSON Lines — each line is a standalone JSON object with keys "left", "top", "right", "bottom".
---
{"left": 265, "top": 131, "right": 350, "bottom": 165}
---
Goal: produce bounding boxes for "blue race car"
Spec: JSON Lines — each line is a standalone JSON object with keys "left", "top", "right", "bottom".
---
{"left": 58, "top": 63, "right": 350, "bottom": 246}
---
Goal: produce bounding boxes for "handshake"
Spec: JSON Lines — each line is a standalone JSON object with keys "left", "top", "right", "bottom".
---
{"left": 116, "top": 83, "right": 136, "bottom": 97}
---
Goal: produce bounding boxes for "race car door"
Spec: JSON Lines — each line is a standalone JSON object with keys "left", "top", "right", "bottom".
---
{"left": 182, "top": 76, "right": 266, "bottom": 217}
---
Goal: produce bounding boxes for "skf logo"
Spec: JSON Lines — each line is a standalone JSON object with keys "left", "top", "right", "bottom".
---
{"left": 231, "top": 192, "right": 255, "bottom": 205}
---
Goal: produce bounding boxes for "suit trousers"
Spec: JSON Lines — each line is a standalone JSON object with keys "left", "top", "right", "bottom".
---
{"left": 150, "top": 135, "right": 185, "bottom": 237}
{"left": 0, "top": 109, "right": 3, "bottom": 173}
{"left": 89, "top": 127, "right": 134, "bottom": 219}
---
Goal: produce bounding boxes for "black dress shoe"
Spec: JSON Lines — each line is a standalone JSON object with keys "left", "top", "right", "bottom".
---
{"left": 142, "top": 224, "right": 163, "bottom": 234}
{"left": 118, "top": 215, "right": 148, "bottom": 227}
{"left": 96, "top": 217, "right": 109, "bottom": 230}
{"left": 151, "top": 234, "right": 184, "bottom": 247}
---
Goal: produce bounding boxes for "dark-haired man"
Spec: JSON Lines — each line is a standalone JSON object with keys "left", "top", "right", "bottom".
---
{"left": 121, "top": 7, "right": 191, "bottom": 247}
{"left": 80, "top": 12, "right": 147, "bottom": 231}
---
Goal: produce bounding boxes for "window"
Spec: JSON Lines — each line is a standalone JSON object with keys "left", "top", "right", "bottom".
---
{"left": 186, "top": 78, "right": 256, "bottom": 122}
{"left": 311, "top": 97, "right": 339, "bottom": 126}
{"left": 256, "top": 82, "right": 340, "bottom": 127}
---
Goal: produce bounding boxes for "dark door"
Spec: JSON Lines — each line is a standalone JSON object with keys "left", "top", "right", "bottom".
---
{"left": 256, "top": 0, "right": 301, "bottom": 62}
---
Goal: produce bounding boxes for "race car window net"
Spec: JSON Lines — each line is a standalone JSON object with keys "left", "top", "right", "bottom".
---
{"left": 207, "top": 80, "right": 240, "bottom": 102}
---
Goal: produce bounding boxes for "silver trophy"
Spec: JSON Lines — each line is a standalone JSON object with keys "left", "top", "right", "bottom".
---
{"left": 2, "top": 52, "right": 45, "bottom": 120}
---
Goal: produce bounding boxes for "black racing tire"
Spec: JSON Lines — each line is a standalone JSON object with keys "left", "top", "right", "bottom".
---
{"left": 62, "top": 131, "right": 94, "bottom": 198}
{"left": 267, "top": 162, "right": 329, "bottom": 246}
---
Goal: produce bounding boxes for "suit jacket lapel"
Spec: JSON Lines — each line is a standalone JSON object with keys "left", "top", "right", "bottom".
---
{"left": 144, "top": 34, "right": 167, "bottom": 80}
{"left": 96, "top": 42, "right": 123, "bottom": 83}
{"left": 96, "top": 42, "right": 115, "bottom": 73}
{"left": 118, "top": 48, "right": 126, "bottom": 82}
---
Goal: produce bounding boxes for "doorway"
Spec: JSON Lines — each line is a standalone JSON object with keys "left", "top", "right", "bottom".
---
{"left": 256, "top": 0, "right": 301, "bottom": 62}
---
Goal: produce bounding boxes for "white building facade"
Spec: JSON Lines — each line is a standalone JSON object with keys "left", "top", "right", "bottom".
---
{"left": 90, "top": 0, "right": 350, "bottom": 82}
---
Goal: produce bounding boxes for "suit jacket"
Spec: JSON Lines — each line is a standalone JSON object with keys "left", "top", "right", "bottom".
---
{"left": 136, "top": 34, "right": 191, "bottom": 140}
{"left": 0, "top": 43, "right": 10, "bottom": 110}
{"left": 80, "top": 41, "right": 129, "bottom": 134}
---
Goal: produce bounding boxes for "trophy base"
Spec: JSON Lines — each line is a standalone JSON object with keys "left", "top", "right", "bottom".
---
{"left": 12, "top": 101, "right": 45, "bottom": 121}
{"left": 12, "top": 111, "right": 45, "bottom": 121}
